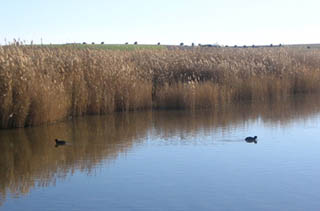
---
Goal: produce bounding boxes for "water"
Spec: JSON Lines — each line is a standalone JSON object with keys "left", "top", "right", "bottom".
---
{"left": 1, "top": 95, "right": 320, "bottom": 211}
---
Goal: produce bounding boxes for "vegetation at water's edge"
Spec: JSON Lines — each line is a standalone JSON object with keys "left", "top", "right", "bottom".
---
{"left": 1, "top": 44, "right": 320, "bottom": 128}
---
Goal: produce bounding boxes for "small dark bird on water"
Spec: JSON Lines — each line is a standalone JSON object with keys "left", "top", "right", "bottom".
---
{"left": 55, "top": 139, "right": 66, "bottom": 145}
{"left": 245, "top": 136, "right": 257, "bottom": 144}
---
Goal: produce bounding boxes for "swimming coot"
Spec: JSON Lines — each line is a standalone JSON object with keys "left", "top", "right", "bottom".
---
{"left": 245, "top": 136, "right": 257, "bottom": 144}
{"left": 55, "top": 139, "right": 66, "bottom": 145}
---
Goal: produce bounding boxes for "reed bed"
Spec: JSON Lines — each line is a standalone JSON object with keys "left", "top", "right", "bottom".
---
{"left": 1, "top": 44, "right": 320, "bottom": 128}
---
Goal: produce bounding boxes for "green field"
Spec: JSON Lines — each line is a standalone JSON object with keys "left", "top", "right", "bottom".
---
{"left": 13, "top": 42, "right": 320, "bottom": 51}
{"left": 44, "top": 43, "right": 166, "bottom": 50}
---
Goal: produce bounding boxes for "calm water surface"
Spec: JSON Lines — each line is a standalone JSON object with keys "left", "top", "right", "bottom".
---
{"left": 1, "top": 96, "right": 320, "bottom": 211}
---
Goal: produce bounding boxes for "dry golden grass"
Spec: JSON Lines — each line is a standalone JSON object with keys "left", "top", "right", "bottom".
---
{"left": 1, "top": 44, "right": 320, "bottom": 128}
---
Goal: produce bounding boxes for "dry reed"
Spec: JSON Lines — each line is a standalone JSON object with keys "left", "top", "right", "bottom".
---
{"left": 1, "top": 44, "right": 320, "bottom": 128}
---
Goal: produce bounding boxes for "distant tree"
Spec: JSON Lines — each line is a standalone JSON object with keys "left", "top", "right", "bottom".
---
{"left": 101, "top": 42, "right": 104, "bottom": 44}
{"left": 92, "top": 42, "right": 95, "bottom": 45}
{"left": 279, "top": 44, "right": 282, "bottom": 47}
{"left": 125, "top": 42, "right": 128, "bottom": 45}
{"left": 134, "top": 41, "right": 138, "bottom": 45}
{"left": 270, "top": 44, "right": 273, "bottom": 47}
{"left": 157, "top": 42, "right": 160, "bottom": 45}
{"left": 82, "top": 42, "right": 86, "bottom": 44}
{"left": 307, "top": 46, "right": 311, "bottom": 49}
{"left": 180, "top": 42, "right": 184, "bottom": 46}
{"left": 252, "top": 45, "right": 255, "bottom": 48}
{"left": 234, "top": 45, "right": 237, "bottom": 48}
{"left": 191, "top": 43, "right": 195, "bottom": 47}
{"left": 243, "top": 45, "right": 247, "bottom": 48}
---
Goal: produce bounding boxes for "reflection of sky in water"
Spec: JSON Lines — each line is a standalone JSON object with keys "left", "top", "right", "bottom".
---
{"left": 2, "top": 97, "right": 320, "bottom": 211}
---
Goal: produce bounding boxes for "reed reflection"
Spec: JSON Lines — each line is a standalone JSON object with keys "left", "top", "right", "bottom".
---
{"left": 0, "top": 111, "right": 152, "bottom": 205}
{"left": 152, "top": 95, "right": 320, "bottom": 142}
{"left": 1, "top": 95, "right": 320, "bottom": 205}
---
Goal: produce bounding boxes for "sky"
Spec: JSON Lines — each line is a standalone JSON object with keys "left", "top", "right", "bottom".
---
{"left": 0, "top": 0, "right": 319, "bottom": 46}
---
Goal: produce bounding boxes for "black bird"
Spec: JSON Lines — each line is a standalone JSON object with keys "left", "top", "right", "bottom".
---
{"left": 55, "top": 139, "right": 66, "bottom": 145}
{"left": 245, "top": 136, "right": 257, "bottom": 144}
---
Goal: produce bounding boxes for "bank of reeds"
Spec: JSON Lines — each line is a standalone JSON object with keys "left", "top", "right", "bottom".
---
{"left": 1, "top": 44, "right": 320, "bottom": 128}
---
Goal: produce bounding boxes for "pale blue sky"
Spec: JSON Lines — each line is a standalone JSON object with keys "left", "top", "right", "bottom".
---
{"left": 1, "top": 0, "right": 319, "bottom": 45}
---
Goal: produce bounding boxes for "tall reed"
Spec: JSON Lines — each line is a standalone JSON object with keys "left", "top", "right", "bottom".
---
{"left": 1, "top": 44, "right": 320, "bottom": 128}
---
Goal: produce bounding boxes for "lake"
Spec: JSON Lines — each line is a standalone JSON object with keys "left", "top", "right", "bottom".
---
{"left": 1, "top": 95, "right": 320, "bottom": 211}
